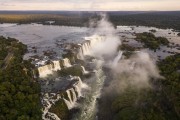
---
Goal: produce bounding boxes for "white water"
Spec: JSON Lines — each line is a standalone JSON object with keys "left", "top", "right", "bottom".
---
{"left": 73, "top": 60, "right": 105, "bottom": 120}
{"left": 37, "top": 60, "right": 61, "bottom": 78}
{"left": 66, "top": 90, "right": 74, "bottom": 109}
{"left": 61, "top": 58, "right": 72, "bottom": 67}
{"left": 37, "top": 58, "right": 72, "bottom": 78}
{"left": 77, "top": 35, "right": 104, "bottom": 59}
{"left": 38, "top": 64, "right": 53, "bottom": 78}
{"left": 53, "top": 61, "right": 61, "bottom": 71}
{"left": 81, "top": 66, "right": 89, "bottom": 74}
{"left": 42, "top": 93, "right": 61, "bottom": 120}
{"left": 42, "top": 76, "right": 84, "bottom": 120}
{"left": 40, "top": 35, "right": 106, "bottom": 120}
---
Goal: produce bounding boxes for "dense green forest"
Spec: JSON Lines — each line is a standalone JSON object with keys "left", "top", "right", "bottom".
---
{"left": 135, "top": 32, "right": 169, "bottom": 50}
{"left": 0, "top": 14, "right": 88, "bottom": 27}
{"left": 0, "top": 36, "right": 42, "bottom": 120}
{"left": 0, "top": 11, "right": 180, "bottom": 30}
{"left": 109, "top": 12, "right": 180, "bottom": 30}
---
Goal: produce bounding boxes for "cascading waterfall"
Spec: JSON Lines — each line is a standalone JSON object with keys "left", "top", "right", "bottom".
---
{"left": 53, "top": 61, "right": 61, "bottom": 71}
{"left": 81, "top": 66, "right": 89, "bottom": 74}
{"left": 72, "top": 60, "right": 106, "bottom": 120}
{"left": 37, "top": 58, "right": 72, "bottom": 78}
{"left": 38, "top": 65, "right": 53, "bottom": 78}
{"left": 61, "top": 58, "right": 72, "bottom": 67}
{"left": 63, "top": 76, "right": 83, "bottom": 110}
{"left": 42, "top": 93, "right": 61, "bottom": 120}
{"left": 71, "top": 88, "right": 77, "bottom": 102}
{"left": 38, "top": 61, "right": 61, "bottom": 78}
{"left": 69, "top": 35, "right": 108, "bottom": 120}
{"left": 77, "top": 35, "right": 104, "bottom": 60}
{"left": 42, "top": 76, "right": 84, "bottom": 120}
{"left": 66, "top": 90, "right": 74, "bottom": 109}
{"left": 39, "top": 35, "right": 108, "bottom": 120}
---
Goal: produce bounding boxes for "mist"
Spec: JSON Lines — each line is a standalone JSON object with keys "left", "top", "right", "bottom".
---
{"left": 110, "top": 51, "right": 161, "bottom": 93}
{"left": 91, "top": 14, "right": 121, "bottom": 58}
{"left": 90, "top": 14, "right": 161, "bottom": 93}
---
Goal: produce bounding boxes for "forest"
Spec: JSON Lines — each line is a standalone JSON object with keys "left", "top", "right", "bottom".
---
{"left": 0, "top": 36, "right": 42, "bottom": 120}
{"left": 0, "top": 11, "right": 180, "bottom": 30}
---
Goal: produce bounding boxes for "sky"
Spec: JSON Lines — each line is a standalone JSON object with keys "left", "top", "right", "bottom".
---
{"left": 0, "top": 0, "right": 180, "bottom": 11}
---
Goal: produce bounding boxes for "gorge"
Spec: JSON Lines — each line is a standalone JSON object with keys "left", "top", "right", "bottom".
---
{"left": 0, "top": 13, "right": 179, "bottom": 120}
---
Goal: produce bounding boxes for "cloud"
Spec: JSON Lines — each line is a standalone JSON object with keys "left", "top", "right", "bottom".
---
{"left": 0, "top": 0, "right": 180, "bottom": 11}
{"left": 105, "top": 51, "right": 162, "bottom": 94}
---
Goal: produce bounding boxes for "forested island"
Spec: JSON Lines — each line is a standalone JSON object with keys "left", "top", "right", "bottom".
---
{"left": 0, "top": 36, "right": 41, "bottom": 120}
{"left": 135, "top": 32, "right": 169, "bottom": 50}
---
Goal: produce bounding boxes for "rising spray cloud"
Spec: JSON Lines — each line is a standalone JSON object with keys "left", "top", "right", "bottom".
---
{"left": 90, "top": 14, "right": 121, "bottom": 58}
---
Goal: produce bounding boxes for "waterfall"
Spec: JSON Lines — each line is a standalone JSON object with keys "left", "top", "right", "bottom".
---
{"left": 72, "top": 60, "right": 106, "bottom": 120}
{"left": 77, "top": 47, "right": 84, "bottom": 59}
{"left": 63, "top": 98, "right": 74, "bottom": 110}
{"left": 38, "top": 65, "right": 53, "bottom": 78}
{"left": 74, "top": 77, "right": 84, "bottom": 97}
{"left": 42, "top": 93, "right": 61, "bottom": 120}
{"left": 71, "top": 88, "right": 77, "bottom": 102}
{"left": 66, "top": 90, "right": 74, "bottom": 106}
{"left": 74, "top": 85, "right": 81, "bottom": 97}
{"left": 63, "top": 88, "right": 78, "bottom": 110}
{"left": 62, "top": 76, "right": 84, "bottom": 109}
{"left": 77, "top": 35, "right": 104, "bottom": 60}
{"left": 39, "top": 35, "right": 106, "bottom": 120}
{"left": 81, "top": 66, "right": 89, "bottom": 74}
{"left": 61, "top": 58, "right": 71, "bottom": 67}
{"left": 37, "top": 58, "right": 72, "bottom": 78}
{"left": 41, "top": 78, "right": 83, "bottom": 119}
{"left": 38, "top": 61, "right": 61, "bottom": 78}
{"left": 112, "top": 51, "right": 123, "bottom": 67}
{"left": 53, "top": 61, "right": 61, "bottom": 71}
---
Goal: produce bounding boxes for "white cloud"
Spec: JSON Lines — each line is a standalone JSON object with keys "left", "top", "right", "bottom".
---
{"left": 0, "top": 0, "right": 180, "bottom": 11}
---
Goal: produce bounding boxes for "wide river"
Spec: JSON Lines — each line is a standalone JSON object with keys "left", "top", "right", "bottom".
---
{"left": 0, "top": 23, "right": 179, "bottom": 59}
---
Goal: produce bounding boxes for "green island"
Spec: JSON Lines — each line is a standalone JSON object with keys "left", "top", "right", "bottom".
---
{"left": 135, "top": 32, "right": 169, "bottom": 50}
{"left": 99, "top": 53, "right": 180, "bottom": 120}
{"left": 0, "top": 36, "right": 42, "bottom": 120}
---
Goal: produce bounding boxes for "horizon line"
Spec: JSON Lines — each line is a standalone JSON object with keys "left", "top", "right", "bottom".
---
{"left": 0, "top": 10, "right": 180, "bottom": 12}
